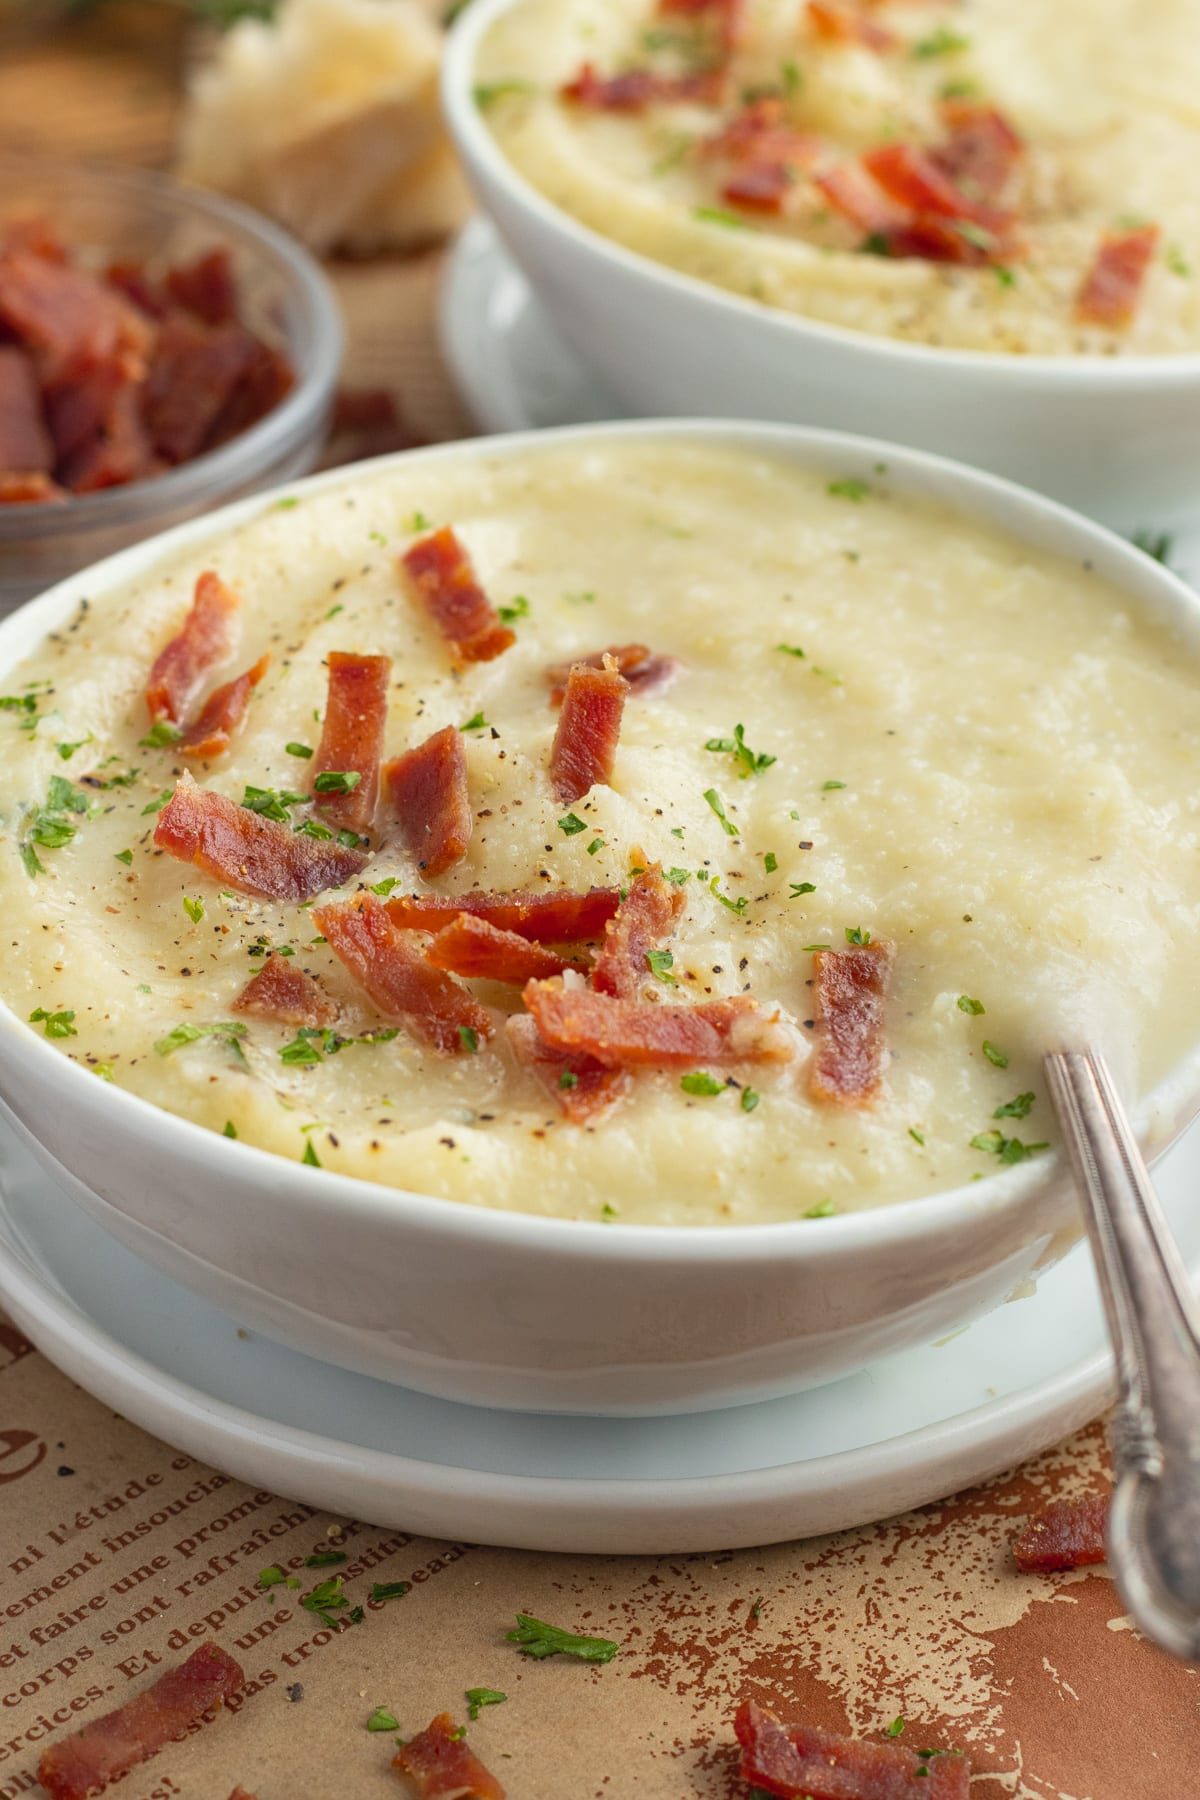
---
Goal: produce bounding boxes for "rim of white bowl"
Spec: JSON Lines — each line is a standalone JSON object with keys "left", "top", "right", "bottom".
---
{"left": 443, "top": 0, "right": 1200, "bottom": 388}
{"left": 2, "top": 417, "right": 1199, "bottom": 1265}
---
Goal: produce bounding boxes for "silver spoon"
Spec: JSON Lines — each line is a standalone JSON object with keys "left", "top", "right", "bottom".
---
{"left": 1044, "top": 1049, "right": 1200, "bottom": 1660}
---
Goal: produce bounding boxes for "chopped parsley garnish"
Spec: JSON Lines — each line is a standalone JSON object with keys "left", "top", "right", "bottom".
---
{"left": 845, "top": 925, "right": 872, "bottom": 946}
{"left": 458, "top": 1025, "right": 480, "bottom": 1055}
{"left": 821, "top": 779, "right": 846, "bottom": 791}
{"left": 601, "top": 1202, "right": 618, "bottom": 1219}
{"left": 474, "top": 77, "right": 536, "bottom": 108}
{"left": 325, "top": 604, "right": 344, "bottom": 621}
{"left": 242, "top": 784, "right": 309, "bottom": 823}
{"left": 367, "top": 1707, "right": 399, "bottom": 1733}
{"left": 466, "top": 1688, "right": 507, "bottom": 1721}
{"left": 888, "top": 1717, "right": 905, "bottom": 1738}
{"left": 763, "top": 852, "right": 778, "bottom": 873}
{"left": 805, "top": 1198, "right": 838, "bottom": 1219}
{"left": 704, "top": 787, "right": 738, "bottom": 836}
{"left": 981, "top": 1039, "right": 1008, "bottom": 1068}
{"left": 1166, "top": 244, "right": 1192, "bottom": 278}
{"left": 155, "top": 1020, "right": 248, "bottom": 1058}
{"left": 139, "top": 720, "right": 183, "bottom": 749}
{"left": 281, "top": 1025, "right": 398, "bottom": 1065}
{"left": 705, "top": 722, "right": 777, "bottom": 778}
{"left": 93, "top": 1063, "right": 115, "bottom": 1081}
{"left": 460, "top": 711, "right": 489, "bottom": 732}
{"left": 708, "top": 875, "right": 748, "bottom": 915}
{"left": 506, "top": 1613, "right": 620, "bottom": 1663}
{"left": 912, "top": 25, "right": 971, "bottom": 56}
{"left": 803, "top": 942, "right": 831, "bottom": 952}
{"left": 562, "top": 590, "right": 596, "bottom": 606}
{"left": 313, "top": 770, "right": 361, "bottom": 795}
{"left": 741, "top": 1087, "right": 761, "bottom": 1113}
{"left": 295, "top": 817, "right": 333, "bottom": 841}
{"left": 369, "top": 876, "right": 400, "bottom": 896}
{"left": 301, "top": 1575, "right": 349, "bottom": 1628}
{"left": 22, "top": 774, "right": 92, "bottom": 871}
{"left": 681, "top": 1071, "right": 724, "bottom": 1097}
{"left": 970, "top": 1130, "right": 1048, "bottom": 1164}
{"left": 223, "top": 1121, "right": 238, "bottom": 1138}
{"left": 305, "top": 1550, "right": 347, "bottom": 1567}
{"left": 777, "top": 643, "right": 806, "bottom": 658}
{"left": 498, "top": 595, "right": 530, "bottom": 624}
{"left": 29, "top": 1007, "right": 77, "bottom": 1039}
{"left": 114, "top": 848, "right": 133, "bottom": 866}
{"left": 665, "top": 866, "right": 691, "bottom": 885}
{"left": 0, "top": 691, "right": 41, "bottom": 724}
{"left": 371, "top": 1580, "right": 411, "bottom": 1603}
{"left": 558, "top": 812, "right": 587, "bottom": 836}
{"left": 586, "top": 837, "right": 606, "bottom": 856}
{"left": 909, "top": 1127, "right": 926, "bottom": 1146}
{"left": 827, "top": 478, "right": 871, "bottom": 502}
{"left": 789, "top": 881, "right": 816, "bottom": 898}
{"left": 994, "top": 1091, "right": 1035, "bottom": 1119}
{"left": 1132, "top": 527, "right": 1174, "bottom": 565}
{"left": 646, "top": 949, "right": 678, "bottom": 984}
{"left": 406, "top": 510, "right": 431, "bottom": 532}
{"left": 993, "top": 266, "right": 1017, "bottom": 288}
{"left": 694, "top": 205, "right": 747, "bottom": 229}
{"left": 957, "top": 995, "right": 985, "bottom": 1015}
{"left": 287, "top": 741, "right": 314, "bottom": 758}
{"left": 275, "top": 496, "right": 299, "bottom": 510}
{"left": 89, "top": 766, "right": 141, "bottom": 789}
{"left": 141, "top": 789, "right": 173, "bottom": 816}
{"left": 558, "top": 1071, "right": 579, "bottom": 1091}
{"left": 337, "top": 828, "right": 365, "bottom": 850}
{"left": 183, "top": 896, "right": 205, "bottom": 924}
{"left": 56, "top": 735, "right": 93, "bottom": 760}
{"left": 257, "top": 1565, "right": 300, "bottom": 1591}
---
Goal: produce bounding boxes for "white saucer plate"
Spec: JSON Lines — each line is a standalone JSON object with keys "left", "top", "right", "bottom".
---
{"left": 3, "top": 1118, "right": 1200, "bottom": 1554}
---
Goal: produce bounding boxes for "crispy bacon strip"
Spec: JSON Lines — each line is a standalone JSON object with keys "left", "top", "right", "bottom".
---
{"left": 591, "top": 866, "right": 685, "bottom": 1000}
{"left": 809, "top": 941, "right": 893, "bottom": 1106}
{"left": 814, "top": 162, "right": 907, "bottom": 234}
{"left": 384, "top": 724, "right": 471, "bottom": 877}
{"left": 0, "top": 345, "right": 52, "bottom": 475}
{"left": 311, "top": 650, "right": 391, "bottom": 835}
{"left": 233, "top": 954, "right": 336, "bottom": 1027}
{"left": 1012, "top": 1492, "right": 1109, "bottom": 1573}
{"left": 723, "top": 163, "right": 797, "bottom": 211}
{"left": 154, "top": 773, "right": 368, "bottom": 902}
{"left": 36, "top": 1643, "right": 245, "bottom": 1800}
{"left": 0, "top": 243, "right": 151, "bottom": 388}
{"left": 146, "top": 570, "right": 241, "bottom": 726}
{"left": 165, "top": 246, "right": 238, "bottom": 327}
{"left": 393, "top": 1712, "right": 505, "bottom": 1800}
{"left": 401, "top": 527, "right": 515, "bottom": 666}
{"left": 178, "top": 652, "right": 269, "bottom": 760}
{"left": 142, "top": 314, "right": 260, "bottom": 465}
{"left": 524, "top": 980, "right": 794, "bottom": 1069}
{"left": 428, "top": 914, "right": 580, "bottom": 983}
{"left": 562, "top": 62, "right": 726, "bottom": 109}
{"left": 550, "top": 659, "right": 628, "bottom": 804}
{"left": 386, "top": 887, "right": 619, "bottom": 943}
{"left": 807, "top": 0, "right": 895, "bottom": 51}
{"left": 862, "top": 142, "right": 1005, "bottom": 228}
{"left": 314, "top": 895, "right": 492, "bottom": 1055}
{"left": 735, "top": 1699, "right": 970, "bottom": 1800}
{"left": 1076, "top": 224, "right": 1160, "bottom": 328}
{"left": 507, "top": 1013, "right": 631, "bottom": 1124}
{"left": 934, "top": 102, "right": 1022, "bottom": 201}
{"left": 546, "top": 643, "right": 680, "bottom": 707}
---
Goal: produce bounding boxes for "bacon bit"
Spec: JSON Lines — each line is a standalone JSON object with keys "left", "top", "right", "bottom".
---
{"left": 1077, "top": 224, "right": 1160, "bottom": 328}
{"left": 659, "top": 0, "right": 745, "bottom": 52}
{"left": 814, "top": 161, "right": 908, "bottom": 234}
{"left": 562, "top": 61, "right": 727, "bottom": 110}
{"left": 233, "top": 954, "right": 335, "bottom": 1028}
{"left": 165, "top": 246, "right": 238, "bottom": 327}
{"left": 549, "top": 658, "right": 628, "bottom": 804}
{"left": 154, "top": 773, "right": 368, "bottom": 902}
{"left": 934, "top": 102, "right": 1022, "bottom": 201}
{"left": 0, "top": 345, "right": 52, "bottom": 475}
{"left": 142, "top": 313, "right": 260, "bottom": 465}
{"left": 146, "top": 570, "right": 241, "bottom": 726}
{"left": 807, "top": 0, "right": 896, "bottom": 51}
{"left": 178, "top": 652, "right": 270, "bottom": 761}
{"left": 393, "top": 1712, "right": 505, "bottom": 1800}
{"left": 105, "top": 258, "right": 167, "bottom": 320}
{"left": 809, "top": 941, "right": 893, "bottom": 1106}
{"left": 524, "top": 980, "right": 794, "bottom": 1069}
{"left": 428, "top": 914, "right": 580, "bottom": 983}
{"left": 383, "top": 724, "right": 471, "bottom": 877}
{"left": 311, "top": 651, "right": 392, "bottom": 834}
{"left": 206, "top": 338, "right": 294, "bottom": 451}
{"left": 227, "top": 1789, "right": 258, "bottom": 1800}
{"left": 862, "top": 142, "right": 1009, "bottom": 236}
{"left": 507, "top": 1013, "right": 632, "bottom": 1125}
{"left": 0, "top": 244, "right": 151, "bottom": 389}
{"left": 547, "top": 644, "right": 680, "bottom": 707}
{"left": 735, "top": 1699, "right": 970, "bottom": 1800}
{"left": 880, "top": 216, "right": 996, "bottom": 266}
{"left": 1012, "top": 1491, "right": 1109, "bottom": 1573}
{"left": 386, "top": 887, "right": 620, "bottom": 943}
{"left": 315, "top": 896, "right": 492, "bottom": 1055}
{"left": 401, "top": 527, "right": 515, "bottom": 666}
{"left": 0, "top": 471, "right": 63, "bottom": 504}
{"left": 592, "top": 866, "right": 685, "bottom": 1000}
{"left": 36, "top": 1642, "right": 245, "bottom": 1800}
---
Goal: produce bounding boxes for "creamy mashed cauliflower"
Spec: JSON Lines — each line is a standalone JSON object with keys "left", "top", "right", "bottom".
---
{"left": 480, "top": 0, "right": 1200, "bottom": 354}
{"left": 3, "top": 439, "right": 1200, "bottom": 1225}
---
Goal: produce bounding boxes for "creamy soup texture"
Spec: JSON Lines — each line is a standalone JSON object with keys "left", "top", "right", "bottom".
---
{"left": 480, "top": 0, "right": 1200, "bottom": 354}
{"left": 3, "top": 439, "right": 1200, "bottom": 1225}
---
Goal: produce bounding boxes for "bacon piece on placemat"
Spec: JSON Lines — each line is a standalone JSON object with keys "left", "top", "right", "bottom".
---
{"left": 36, "top": 1642, "right": 245, "bottom": 1800}
{"left": 807, "top": 1, "right": 895, "bottom": 51}
{"left": 386, "top": 887, "right": 620, "bottom": 943}
{"left": 401, "top": 527, "right": 515, "bottom": 666}
{"left": 0, "top": 345, "right": 53, "bottom": 475}
{"left": 146, "top": 570, "right": 241, "bottom": 725}
{"left": 735, "top": 1699, "right": 970, "bottom": 1799}
{"left": 155, "top": 774, "right": 368, "bottom": 902}
{"left": 311, "top": 651, "right": 392, "bottom": 834}
{"left": 508, "top": 1014, "right": 632, "bottom": 1124}
{"left": 934, "top": 102, "right": 1022, "bottom": 201}
{"left": 562, "top": 62, "right": 726, "bottom": 109}
{"left": 546, "top": 643, "right": 680, "bottom": 707}
{"left": 165, "top": 246, "right": 238, "bottom": 327}
{"left": 314, "top": 895, "right": 492, "bottom": 1055}
{"left": 179, "top": 652, "right": 270, "bottom": 761}
{"left": 550, "top": 658, "right": 628, "bottom": 803}
{"left": 592, "top": 866, "right": 685, "bottom": 1000}
{"left": 233, "top": 953, "right": 335, "bottom": 1028}
{"left": 226, "top": 1789, "right": 258, "bottom": 1800}
{"left": 524, "top": 981, "right": 794, "bottom": 1069}
{"left": 1076, "top": 224, "right": 1159, "bottom": 328}
{"left": 809, "top": 941, "right": 893, "bottom": 1105}
{"left": 393, "top": 1712, "right": 505, "bottom": 1800}
{"left": 428, "top": 913, "right": 579, "bottom": 983}
{"left": 384, "top": 724, "right": 471, "bottom": 877}
{"left": 142, "top": 313, "right": 260, "bottom": 465}
{"left": 1012, "top": 1491, "right": 1109, "bottom": 1573}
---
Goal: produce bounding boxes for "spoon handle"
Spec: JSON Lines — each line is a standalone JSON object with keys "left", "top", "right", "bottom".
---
{"left": 1044, "top": 1048, "right": 1200, "bottom": 1658}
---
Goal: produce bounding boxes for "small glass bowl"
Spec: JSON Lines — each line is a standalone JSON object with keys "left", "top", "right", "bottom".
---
{"left": 0, "top": 157, "right": 343, "bottom": 614}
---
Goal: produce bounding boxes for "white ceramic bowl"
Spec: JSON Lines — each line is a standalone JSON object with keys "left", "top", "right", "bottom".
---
{"left": 1, "top": 420, "right": 1199, "bottom": 1418}
{"left": 443, "top": 0, "right": 1200, "bottom": 537}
